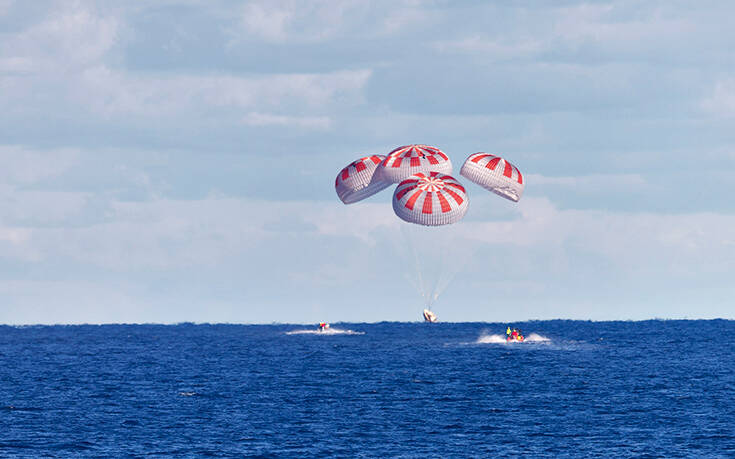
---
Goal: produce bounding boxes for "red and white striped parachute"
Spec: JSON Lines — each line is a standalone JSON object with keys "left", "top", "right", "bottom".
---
{"left": 459, "top": 153, "right": 524, "bottom": 202}
{"left": 335, "top": 155, "right": 391, "bottom": 204}
{"left": 379, "top": 145, "right": 452, "bottom": 184}
{"left": 392, "top": 172, "right": 468, "bottom": 226}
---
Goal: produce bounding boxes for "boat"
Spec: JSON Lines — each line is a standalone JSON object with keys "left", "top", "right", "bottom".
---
{"left": 423, "top": 309, "right": 438, "bottom": 323}
{"left": 318, "top": 322, "right": 330, "bottom": 332}
{"left": 506, "top": 328, "right": 524, "bottom": 342}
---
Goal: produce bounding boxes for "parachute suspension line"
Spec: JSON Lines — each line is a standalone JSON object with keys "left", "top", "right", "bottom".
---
{"left": 401, "top": 223, "right": 429, "bottom": 307}
{"left": 432, "top": 237, "right": 464, "bottom": 306}
{"left": 425, "top": 239, "right": 444, "bottom": 309}
{"left": 423, "top": 224, "right": 470, "bottom": 310}
{"left": 400, "top": 223, "right": 464, "bottom": 312}
{"left": 426, "top": 226, "right": 455, "bottom": 309}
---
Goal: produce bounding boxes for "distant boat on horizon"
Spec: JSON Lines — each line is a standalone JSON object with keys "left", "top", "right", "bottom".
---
{"left": 423, "top": 309, "right": 438, "bottom": 323}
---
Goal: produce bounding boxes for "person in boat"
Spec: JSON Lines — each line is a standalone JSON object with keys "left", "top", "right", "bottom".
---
{"left": 506, "top": 326, "right": 511, "bottom": 338}
{"left": 318, "top": 322, "right": 329, "bottom": 332}
{"left": 507, "top": 328, "right": 524, "bottom": 341}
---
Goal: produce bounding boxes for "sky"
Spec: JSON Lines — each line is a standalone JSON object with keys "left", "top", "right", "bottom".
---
{"left": 1, "top": 0, "right": 734, "bottom": 324}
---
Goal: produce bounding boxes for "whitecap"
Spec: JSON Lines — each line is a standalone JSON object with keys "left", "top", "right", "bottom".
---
{"left": 285, "top": 328, "right": 364, "bottom": 336}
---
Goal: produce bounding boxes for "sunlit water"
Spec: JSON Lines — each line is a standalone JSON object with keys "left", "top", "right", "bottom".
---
{"left": 2, "top": 320, "right": 734, "bottom": 457}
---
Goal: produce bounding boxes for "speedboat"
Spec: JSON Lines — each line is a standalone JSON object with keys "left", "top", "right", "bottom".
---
{"left": 423, "top": 309, "right": 438, "bottom": 323}
{"left": 506, "top": 331, "right": 525, "bottom": 342}
{"left": 318, "top": 322, "right": 330, "bottom": 332}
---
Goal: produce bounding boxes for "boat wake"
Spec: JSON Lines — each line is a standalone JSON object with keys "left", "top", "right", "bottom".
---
{"left": 476, "top": 332, "right": 550, "bottom": 344}
{"left": 285, "top": 328, "right": 364, "bottom": 336}
{"left": 525, "top": 333, "right": 550, "bottom": 342}
{"left": 475, "top": 334, "right": 508, "bottom": 344}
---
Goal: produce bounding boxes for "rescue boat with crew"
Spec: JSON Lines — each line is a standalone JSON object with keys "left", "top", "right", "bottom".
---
{"left": 506, "top": 327, "right": 525, "bottom": 342}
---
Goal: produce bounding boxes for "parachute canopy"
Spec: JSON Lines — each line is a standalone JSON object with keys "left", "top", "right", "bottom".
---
{"left": 392, "top": 172, "right": 468, "bottom": 226}
{"left": 379, "top": 144, "right": 452, "bottom": 184}
{"left": 335, "top": 155, "right": 391, "bottom": 204}
{"left": 459, "top": 153, "right": 524, "bottom": 202}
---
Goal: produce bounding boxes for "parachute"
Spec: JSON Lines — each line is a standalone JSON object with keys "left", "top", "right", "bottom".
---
{"left": 378, "top": 144, "right": 452, "bottom": 184}
{"left": 335, "top": 155, "right": 392, "bottom": 204}
{"left": 459, "top": 153, "right": 524, "bottom": 202}
{"left": 392, "top": 172, "right": 468, "bottom": 226}
{"left": 334, "top": 145, "right": 524, "bottom": 320}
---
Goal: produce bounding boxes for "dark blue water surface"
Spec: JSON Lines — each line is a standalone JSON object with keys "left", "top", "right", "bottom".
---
{"left": 2, "top": 320, "right": 735, "bottom": 457}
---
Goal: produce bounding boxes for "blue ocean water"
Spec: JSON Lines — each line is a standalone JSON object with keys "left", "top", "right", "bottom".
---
{"left": 2, "top": 320, "right": 735, "bottom": 457}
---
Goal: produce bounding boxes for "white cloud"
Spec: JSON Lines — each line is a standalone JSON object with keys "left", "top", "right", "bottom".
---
{"left": 241, "top": 112, "right": 332, "bottom": 129}
{"left": 0, "top": 280, "right": 144, "bottom": 324}
{"left": 0, "top": 0, "right": 14, "bottom": 17}
{"left": 377, "top": 1, "right": 435, "bottom": 34}
{"left": 0, "top": 145, "right": 79, "bottom": 184}
{"left": 39, "top": 198, "right": 268, "bottom": 269}
{"left": 3, "top": 4, "right": 118, "bottom": 72}
{"left": 237, "top": 0, "right": 368, "bottom": 43}
{"left": 309, "top": 201, "right": 398, "bottom": 244}
{"left": 5, "top": 62, "right": 371, "bottom": 118}
{"left": 0, "top": 227, "right": 29, "bottom": 245}
{"left": 456, "top": 197, "right": 735, "bottom": 275}
{"left": 527, "top": 173, "right": 649, "bottom": 191}
{"left": 701, "top": 78, "right": 735, "bottom": 117}
{"left": 550, "top": 3, "right": 695, "bottom": 55}
{"left": 234, "top": 0, "right": 433, "bottom": 43}
{"left": 15, "top": 191, "right": 723, "bottom": 280}
{"left": 1, "top": 185, "right": 733, "bottom": 322}
{"left": 239, "top": 1, "right": 294, "bottom": 42}
{"left": 434, "top": 3, "right": 701, "bottom": 66}
{"left": 1, "top": 1, "right": 735, "bottom": 322}
{"left": 0, "top": 4, "right": 372, "bottom": 123}
{"left": 0, "top": 188, "right": 91, "bottom": 226}
{"left": 0, "top": 57, "right": 34, "bottom": 74}
{"left": 434, "top": 36, "right": 542, "bottom": 59}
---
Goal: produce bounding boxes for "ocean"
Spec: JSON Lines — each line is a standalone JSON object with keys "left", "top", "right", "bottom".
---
{"left": 1, "top": 320, "right": 734, "bottom": 457}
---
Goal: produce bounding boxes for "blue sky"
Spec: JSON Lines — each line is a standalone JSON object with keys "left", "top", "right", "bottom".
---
{"left": 1, "top": 0, "right": 734, "bottom": 324}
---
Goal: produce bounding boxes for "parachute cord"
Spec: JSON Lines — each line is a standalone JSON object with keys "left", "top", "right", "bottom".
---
{"left": 400, "top": 223, "right": 427, "bottom": 303}
{"left": 429, "top": 225, "right": 470, "bottom": 309}
{"left": 427, "top": 246, "right": 443, "bottom": 309}
{"left": 428, "top": 228, "right": 450, "bottom": 308}
{"left": 397, "top": 222, "right": 471, "bottom": 312}
{"left": 389, "top": 223, "right": 421, "bottom": 298}
{"left": 436, "top": 234, "right": 462, "bottom": 301}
